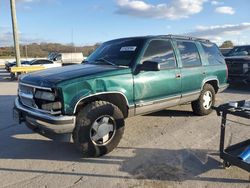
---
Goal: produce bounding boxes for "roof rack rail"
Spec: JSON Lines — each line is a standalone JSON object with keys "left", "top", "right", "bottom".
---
{"left": 162, "top": 35, "right": 210, "bottom": 42}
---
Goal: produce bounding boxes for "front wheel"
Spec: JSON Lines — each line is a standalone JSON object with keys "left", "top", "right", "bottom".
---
{"left": 73, "top": 101, "right": 125, "bottom": 157}
{"left": 192, "top": 84, "right": 215, "bottom": 116}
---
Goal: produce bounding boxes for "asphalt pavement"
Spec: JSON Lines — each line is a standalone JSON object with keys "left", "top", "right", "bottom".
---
{"left": 0, "top": 68, "right": 249, "bottom": 188}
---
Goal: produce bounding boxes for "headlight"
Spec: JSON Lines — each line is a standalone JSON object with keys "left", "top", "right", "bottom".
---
{"left": 243, "top": 63, "right": 249, "bottom": 73}
{"left": 35, "top": 90, "right": 56, "bottom": 101}
{"left": 41, "top": 102, "right": 62, "bottom": 111}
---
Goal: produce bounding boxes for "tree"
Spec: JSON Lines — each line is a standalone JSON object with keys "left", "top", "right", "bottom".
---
{"left": 220, "top": 40, "right": 234, "bottom": 48}
{"left": 0, "top": 43, "right": 100, "bottom": 58}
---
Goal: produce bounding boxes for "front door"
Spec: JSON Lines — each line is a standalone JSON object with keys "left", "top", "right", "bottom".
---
{"left": 134, "top": 39, "right": 182, "bottom": 115}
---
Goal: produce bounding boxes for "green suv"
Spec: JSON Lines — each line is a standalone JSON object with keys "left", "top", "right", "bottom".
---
{"left": 14, "top": 35, "right": 228, "bottom": 157}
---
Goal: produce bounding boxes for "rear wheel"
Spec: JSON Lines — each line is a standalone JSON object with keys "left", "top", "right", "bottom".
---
{"left": 73, "top": 101, "right": 125, "bottom": 157}
{"left": 192, "top": 84, "right": 215, "bottom": 116}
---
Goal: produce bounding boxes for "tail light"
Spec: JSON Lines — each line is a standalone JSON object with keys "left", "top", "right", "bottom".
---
{"left": 226, "top": 64, "right": 228, "bottom": 80}
{"left": 243, "top": 63, "right": 249, "bottom": 74}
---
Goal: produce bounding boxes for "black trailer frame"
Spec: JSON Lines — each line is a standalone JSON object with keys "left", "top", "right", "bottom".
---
{"left": 215, "top": 101, "right": 250, "bottom": 172}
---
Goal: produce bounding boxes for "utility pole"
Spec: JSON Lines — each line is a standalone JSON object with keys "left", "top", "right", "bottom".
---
{"left": 25, "top": 45, "right": 28, "bottom": 59}
{"left": 10, "top": 0, "right": 21, "bottom": 67}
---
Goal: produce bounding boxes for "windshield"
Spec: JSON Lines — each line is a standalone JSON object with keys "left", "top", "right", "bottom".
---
{"left": 86, "top": 38, "right": 144, "bottom": 67}
{"left": 48, "top": 52, "right": 58, "bottom": 61}
{"left": 30, "top": 60, "right": 36, "bottom": 64}
{"left": 227, "top": 46, "right": 250, "bottom": 57}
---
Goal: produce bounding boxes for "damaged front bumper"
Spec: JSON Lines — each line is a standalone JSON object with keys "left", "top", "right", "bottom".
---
{"left": 14, "top": 98, "right": 76, "bottom": 134}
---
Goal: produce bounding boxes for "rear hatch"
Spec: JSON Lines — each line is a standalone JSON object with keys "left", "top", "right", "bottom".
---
{"left": 225, "top": 57, "right": 250, "bottom": 75}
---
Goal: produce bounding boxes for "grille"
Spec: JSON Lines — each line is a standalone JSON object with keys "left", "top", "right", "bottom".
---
{"left": 20, "top": 97, "right": 36, "bottom": 108}
{"left": 18, "top": 83, "right": 61, "bottom": 115}
{"left": 19, "top": 84, "right": 37, "bottom": 108}
{"left": 19, "top": 84, "right": 34, "bottom": 94}
{"left": 227, "top": 61, "right": 243, "bottom": 75}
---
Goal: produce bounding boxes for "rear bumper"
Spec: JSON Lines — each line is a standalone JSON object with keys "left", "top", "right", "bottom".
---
{"left": 228, "top": 75, "right": 250, "bottom": 84}
{"left": 14, "top": 98, "right": 75, "bottom": 134}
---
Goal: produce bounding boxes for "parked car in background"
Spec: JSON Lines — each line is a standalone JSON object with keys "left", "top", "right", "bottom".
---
{"left": 225, "top": 45, "right": 250, "bottom": 84}
{"left": 6, "top": 59, "right": 62, "bottom": 72}
{"left": 5, "top": 60, "right": 30, "bottom": 72}
{"left": 14, "top": 35, "right": 228, "bottom": 157}
{"left": 28, "top": 59, "right": 62, "bottom": 68}
{"left": 48, "top": 52, "right": 86, "bottom": 65}
{"left": 226, "top": 45, "right": 250, "bottom": 57}
{"left": 220, "top": 47, "right": 233, "bottom": 56}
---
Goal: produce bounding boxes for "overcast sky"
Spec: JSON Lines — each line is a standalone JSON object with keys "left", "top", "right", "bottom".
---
{"left": 0, "top": 0, "right": 250, "bottom": 47}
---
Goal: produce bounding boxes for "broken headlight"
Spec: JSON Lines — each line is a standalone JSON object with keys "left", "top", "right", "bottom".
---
{"left": 34, "top": 90, "right": 56, "bottom": 101}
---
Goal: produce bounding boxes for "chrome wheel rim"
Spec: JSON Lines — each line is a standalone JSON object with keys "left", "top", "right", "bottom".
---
{"left": 90, "top": 115, "right": 116, "bottom": 146}
{"left": 203, "top": 91, "right": 212, "bottom": 110}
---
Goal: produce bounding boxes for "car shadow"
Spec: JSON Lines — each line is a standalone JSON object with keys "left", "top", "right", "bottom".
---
{"left": 143, "top": 109, "right": 194, "bottom": 117}
{"left": 117, "top": 146, "right": 248, "bottom": 183}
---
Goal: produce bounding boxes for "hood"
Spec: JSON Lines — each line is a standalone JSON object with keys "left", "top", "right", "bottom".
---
{"left": 225, "top": 56, "right": 250, "bottom": 62}
{"left": 20, "top": 64, "right": 129, "bottom": 87}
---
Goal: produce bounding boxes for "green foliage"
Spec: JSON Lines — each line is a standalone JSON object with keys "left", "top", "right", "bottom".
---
{"left": 220, "top": 40, "right": 234, "bottom": 48}
{"left": 0, "top": 43, "right": 100, "bottom": 58}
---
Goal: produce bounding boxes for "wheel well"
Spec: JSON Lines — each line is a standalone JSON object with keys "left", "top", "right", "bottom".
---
{"left": 75, "top": 93, "right": 129, "bottom": 118}
{"left": 205, "top": 80, "right": 219, "bottom": 93}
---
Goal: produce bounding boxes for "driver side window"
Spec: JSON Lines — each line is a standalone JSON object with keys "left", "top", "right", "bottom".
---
{"left": 142, "top": 40, "right": 177, "bottom": 69}
{"left": 32, "top": 60, "right": 42, "bottom": 65}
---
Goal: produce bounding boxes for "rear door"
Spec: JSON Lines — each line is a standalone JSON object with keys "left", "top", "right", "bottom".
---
{"left": 174, "top": 40, "right": 204, "bottom": 98}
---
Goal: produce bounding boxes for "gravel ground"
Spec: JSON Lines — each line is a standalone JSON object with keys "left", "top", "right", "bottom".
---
{"left": 0, "top": 68, "right": 249, "bottom": 188}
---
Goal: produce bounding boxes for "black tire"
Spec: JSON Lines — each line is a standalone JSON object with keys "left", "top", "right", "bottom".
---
{"left": 73, "top": 101, "right": 125, "bottom": 157}
{"left": 191, "top": 84, "right": 215, "bottom": 116}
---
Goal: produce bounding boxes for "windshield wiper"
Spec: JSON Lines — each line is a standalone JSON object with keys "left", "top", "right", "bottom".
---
{"left": 95, "top": 58, "right": 117, "bottom": 66}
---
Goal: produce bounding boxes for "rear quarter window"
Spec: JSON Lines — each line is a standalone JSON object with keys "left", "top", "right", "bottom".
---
{"left": 201, "top": 42, "right": 225, "bottom": 65}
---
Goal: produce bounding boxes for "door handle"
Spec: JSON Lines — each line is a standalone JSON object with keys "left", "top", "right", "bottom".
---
{"left": 176, "top": 74, "right": 181, "bottom": 78}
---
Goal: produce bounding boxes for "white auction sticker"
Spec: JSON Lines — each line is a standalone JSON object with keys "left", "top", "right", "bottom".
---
{"left": 120, "top": 46, "right": 137, "bottom": 51}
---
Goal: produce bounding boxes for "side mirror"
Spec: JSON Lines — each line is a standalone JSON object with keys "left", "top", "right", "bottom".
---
{"left": 138, "top": 61, "right": 160, "bottom": 72}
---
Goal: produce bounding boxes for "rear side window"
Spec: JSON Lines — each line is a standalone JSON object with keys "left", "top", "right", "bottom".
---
{"left": 177, "top": 41, "right": 202, "bottom": 67}
{"left": 142, "top": 40, "right": 176, "bottom": 69}
{"left": 201, "top": 42, "right": 225, "bottom": 65}
{"left": 31, "top": 60, "right": 42, "bottom": 65}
